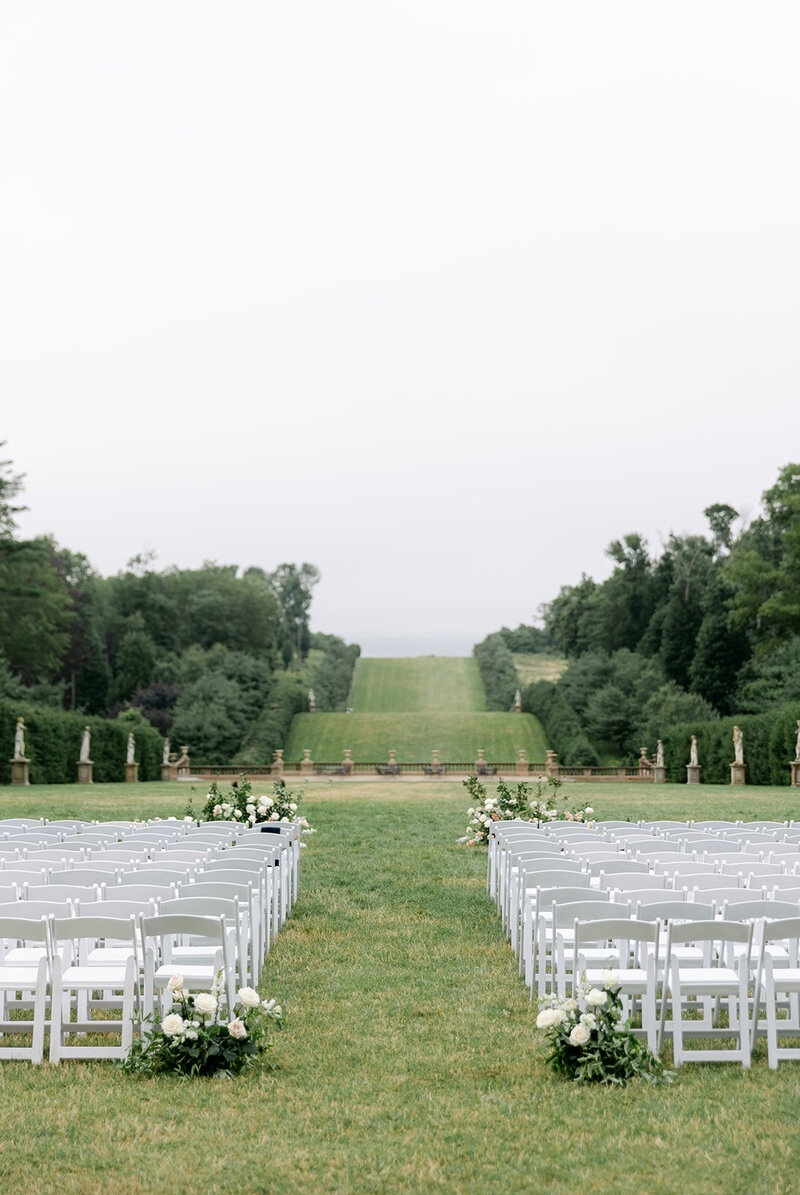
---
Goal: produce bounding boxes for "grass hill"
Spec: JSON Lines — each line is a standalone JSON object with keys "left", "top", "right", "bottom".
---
{"left": 512, "top": 653, "right": 568, "bottom": 685}
{"left": 284, "top": 711, "right": 547, "bottom": 762}
{"left": 283, "top": 656, "right": 547, "bottom": 762}
{"left": 349, "top": 657, "right": 485, "bottom": 712}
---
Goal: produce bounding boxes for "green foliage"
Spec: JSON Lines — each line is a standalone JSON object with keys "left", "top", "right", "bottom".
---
{"left": 121, "top": 983, "right": 283, "bottom": 1078}
{"left": 737, "top": 636, "right": 800, "bottom": 712}
{"left": 264, "top": 562, "right": 320, "bottom": 668}
{"left": 237, "top": 676, "right": 308, "bottom": 764}
{"left": 522, "top": 681, "right": 598, "bottom": 765}
{"left": 0, "top": 700, "right": 163, "bottom": 784}
{"left": 0, "top": 443, "right": 26, "bottom": 538}
{"left": 538, "top": 978, "right": 672, "bottom": 1087}
{"left": 0, "top": 537, "right": 74, "bottom": 683}
{"left": 473, "top": 633, "right": 519, "bottom": 711}
{"left": 497, "top": 623, "right": 553, "bottom": 653}
{"left": 657, "top": 703, "right": 800, "bottom": 785}
{"left": 195, "top": 775, "right": 311, "bottom": 831}
{"left": 308, "top": 633, "right": 360, "bottom": 711}
{"left": 460, "top": 775, "right": 593, "bottom": 844}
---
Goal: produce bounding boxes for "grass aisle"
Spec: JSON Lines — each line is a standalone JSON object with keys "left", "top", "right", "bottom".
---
{"left": 2, "top": 783, "right": 800, "bottom": 1193}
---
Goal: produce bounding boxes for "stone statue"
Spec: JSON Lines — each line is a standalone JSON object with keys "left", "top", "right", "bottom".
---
{"left": 689, "top": 735, "right": 698, "bottom": 767}
{"left": 795, "top": 720, "right": 800, "bottom": 763}
{"left": 80, "top": 726, "right": 91, "bottom": 762}
{"left": 732, "top": 725, "right": 744, "bottom": 766}
{"left": 13, "top": 717, "right": 25, "bottom": 760}
{"left": 308, "top": 688, "right": 316, "bottom": 712}
{"left": 656, "top": 740, "right": 664, "bottom": 768}
{"left": 126, "top": 733, "right": 135, "bottom": 765}
{"left": 514, "top": 689, "right": 521, "bottom": 708}
{"left": 162, "top": 738, "right": 170, "bottom": 766}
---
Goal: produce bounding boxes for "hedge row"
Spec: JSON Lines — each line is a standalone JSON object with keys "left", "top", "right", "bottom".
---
{"left": 237, "top": 676, "right": 307, "bottom": 764}
{"left": 522, "top": 681, "right": 599, "bottom": 766}
{"left": 0, "top": 701, "right": 165, "bottom": 785}
{"left": 658, "top": 703, "right": 800, "bottom": 785}
{"left": 473, "top": 633, "right": 519, "bottom": 711}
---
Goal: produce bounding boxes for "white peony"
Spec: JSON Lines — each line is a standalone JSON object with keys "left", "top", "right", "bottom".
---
{"left": 270, "top": 812, "right": 279, "bottom": 821}
{"left": 194, "top": 993, "right": 217, "bottom": 1016}
{"left": 536, "top": 1008, "right": 565, "bottom": 1029}
{"left": 564, "top": 998, "right": 578, "bottom": 1012}
{"left": 167, "top": 974, "right": 185, "bottom": 992}
{"left": 585, "top": 807, "right": 594, "bottom": 815}
{"left": 569, "top": 1023, "right": 591, "bottom": 1046}
{"left": 184, "top": 1029, "right": 198, "bottom": 1040}
{"left": 580, "top": 1013, "right": 597, "bottom": 1030}
{"left": 227, "top": 1018, "right": 247, "bottom": 1040}
{"left": 237, "top": 987, "right": 260, "bottom": 1008}
{"left": 161, "top": 1013, "right": 185, "bottom": 1037}
{"left": 585, "top": 988, "right": 608, "bottom": 1007}
{"left": 602, "top": 970, "right": 621, "bottom": 990}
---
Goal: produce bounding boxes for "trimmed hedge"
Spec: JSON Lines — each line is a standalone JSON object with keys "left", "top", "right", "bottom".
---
{"left": 658, "top": 703, "right": 800, "bottom": 785}
{"left": 473, "top": 633, "right": 519, "bottom": 711}
{"left": 236, "top": 676, "right": 307, "bottom": 764}
{"left": 522, "top": 681, "right": 599, "bottom": 766}
{"left": 0, "top": 701, "right": 164, "bottom": 785}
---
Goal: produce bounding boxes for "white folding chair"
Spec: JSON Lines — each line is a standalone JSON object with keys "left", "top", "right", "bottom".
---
{"left": 157, "top": 895, "right": 251, "bottom": 987}
{"left": 48, "top": 915, "right": 139, "bottom": 1062}
{"left": 658, "top": 920, "right": 753, "bottom": 1067}
{"left": 751, "top": 917, "right": 800, "bottom": 1067}
{"left": 573, "top": 917, "right": 660, "bottom": 1053}
{"left": 139, "top": 913, "right": 235, "bottom": 1020}
{"left": 0, "top": 917, "right": 49, "bottom": 1063}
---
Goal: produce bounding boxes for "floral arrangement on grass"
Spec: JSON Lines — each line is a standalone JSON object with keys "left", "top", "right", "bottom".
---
{"left": 536, "top": 972, "right": 672, "bottom": 1086}
{"left": 122, "top": 972, "right": 284, "bottom": 1078}
{"left": 190, "top": 776, "right": 316, "bottom": 837}
{"left": 458, "top": 775, "right": 594, "bottom": 845}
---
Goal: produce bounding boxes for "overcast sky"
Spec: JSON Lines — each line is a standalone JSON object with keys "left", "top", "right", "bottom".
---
{"left": 2, "top": 2, "right": 798, "bottom": 656}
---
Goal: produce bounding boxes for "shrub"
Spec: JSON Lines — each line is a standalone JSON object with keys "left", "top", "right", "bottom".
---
{"left": 473, "top": 633, "right": 520, "bottom": 711}
{"left": 522, "top": 682, "right": 599, "bottom": 766}
{"left": 0, "top": 700, "right": 164, "bottom": 784}
{"left": 237, "top": 677, "right": 307, "bottom": 765}
{"left": 657, "top": 703, "right": 800, "bottom": 784}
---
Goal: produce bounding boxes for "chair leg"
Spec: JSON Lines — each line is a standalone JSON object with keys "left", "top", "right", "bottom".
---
{"left": 49, "top": 960, "right": 63, "bottom": 1065}
{"left": 31, "top": 958, "right": 47, "bottom": 1065}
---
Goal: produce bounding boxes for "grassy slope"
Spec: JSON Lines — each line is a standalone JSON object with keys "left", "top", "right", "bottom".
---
{"left": 285, "top": 656, "right": 547, "bottom": 761}
{"left": 284, "top": 712, "right": 548, "bottom": 762}
{"left": 349, "top": 657, "right": 487, "bottom": 712}
{"left": 2, "top": 780, "right": 800, "bottom": 1194}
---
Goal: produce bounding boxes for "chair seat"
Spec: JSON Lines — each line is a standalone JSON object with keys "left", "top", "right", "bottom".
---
{"left": 153, "top": 963, "right": 218, "bottom": 984}
{"left": 764, "top": 966, "right": 800, "bottom": 992}
{"left": 86, "top": 946, "right": 137, "bottom": 965}
{"left": 61, "top": 964, "right": 130, "bottom": 987}
{"left": 585, "top": 967, "right": 649, "bottom": 990}
{"left": 672, "top": 966, "right": 740, "bottom": 992}
{"left": 0, "top": 965, "right": 46, "bottom": 987}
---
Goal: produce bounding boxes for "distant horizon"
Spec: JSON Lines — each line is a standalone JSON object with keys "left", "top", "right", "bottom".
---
{"left": 335, "top": 633, "right": 482, "bottom": 659}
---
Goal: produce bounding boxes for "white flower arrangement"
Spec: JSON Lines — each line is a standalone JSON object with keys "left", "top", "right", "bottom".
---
{"left": 121, "top": 972, "right": 284, "bottom": 1078}
{"left": 536, "top": 973, "right": 672, "bottom": 1086}
{"left": 458, "top": 776, "right": 594, "bottom": 845}
{"left": 191, "top": 776, "right": 316, "bottom": 836}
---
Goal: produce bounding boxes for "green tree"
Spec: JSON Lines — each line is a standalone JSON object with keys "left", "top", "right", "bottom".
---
{"left": 267, "top": 563, "right": 320, "bottom": 668}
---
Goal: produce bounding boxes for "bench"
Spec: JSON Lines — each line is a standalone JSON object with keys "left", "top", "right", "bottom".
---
{"left": 476, "top": 766, "right": 498, "bottom": 776}
{"left": 376, "top": 765, "right": 400, "bottom": 776}
{"left": 314, "top": 765, "right": 348, "bottom": 776}
{"left": 422, "top": 765, "right": 444, "bottom": 776}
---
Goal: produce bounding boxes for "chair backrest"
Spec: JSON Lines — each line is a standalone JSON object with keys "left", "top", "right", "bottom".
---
{"left": 618, "top": 888, "right": 686, "bottom": 907}
{"left": 119, "top": 869, "right": 195, "bottom": 886}
{"left": 157, "top": 896, "right": 239, "bottom": 919}
{"left": 50, "top": 914, "right": 136, "bottom": 944}
{"left": 680, "top": 873, "right": 739, "bottom": 892}
{"left": 720, "top": 861, "right": 784, "bottom": 877}
{"left": 183, "top": 880, "right": 256, "bottom": 901}
{"left": 62, "top": 868, "right": 123, "bottom": 885}
{"left": 24, "top": 883, "right": 99, "bottom": 902}
{"left": 140, "top": 912, "right": 226, "bottom": 943}
{"left": 573, "top": 916, "right": 658, "bottom": 946}
{"left": 684, "top": 886, "right": 756, "bottom": 904}
{"left": 201, "top": 860, "right": 267, "bottom": 875}
{"left": 634, "top": 899, "right": 716, "bottom": 921}
{"left": 766, "top": 884, "right": 800, "bottom": 900}
{"left": 585, "top": 859, "right": 648, "bottom": 877}
{"left": 73, "top": 898, "right": 156, "bottom": 917}
{"left": 599, "top": 872, "right": 665, "bottom": 892}
{"left": 722, "top": 898, "right": 800, "bottom": 921}
{"left": 536, "top": 886, "right": 609, "bottom": 907}
{"left": 553, "top": 901, "right": 631, "bottom": 929}
{"left": 653, "top": 860, "right": 717, "bottom": 876}
{"left": 23, "top": 847, "right": 87, "bottom": 863}
{"left": 102, "top": 883, "right": 177, "bottom": 903}
{"left": 521, "top": 869, "right": 589, "bottom": 890}
{"left": 0, "top": 916, "right": 48, "bottom": 943}
{"left": 762, "top": 916, "right": 800, "bottom": 945}
{"left": 1, "top": 899, "right": 73, "bottom": 919}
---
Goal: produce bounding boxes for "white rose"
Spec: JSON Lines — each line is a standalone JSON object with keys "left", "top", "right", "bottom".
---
{"left": 585, "top": 807, "right": 594, "bottom": 815}
{"left": 227, "top": 1018, "right": 247, "bottom": 1040}
{"left": 289, "top": 802, "right": 297, "bottom": 812}
{"left": 602, "top": 970, "right": 621, "bottom": 990}
{"left": 580, "top": 1013, "right": 597, "bottom": 1030}
{"left": 233, "top": 809, "right": 242, "bottom": 819}
{"left": 263, "top": 797, "right": 274, "bottom": 807}
{"left": 184, "top": 1029, "right": 198, "bottom": 1040}
{"left": 213, "top": 805, "right": 222, "bottom": 817}
{"left": 161, "top": 1013, "right": 185, "bottom": 1037}
{"left": 246, "top": 804, "right": 255, "bottom": 815}
{"left": 194, "top": 993, "right": 217, "bottom": 1017}
{"left": 167, "top": 974, "right": 185, "bottom": 992}
{"left": 237, "top": 987, "right": 260, "bottom": 1008}
{"left": 535, "top": 1008, "right": 565, "bottom": 1029}
{"left": 546, "top": 809, "right": 557, "bottom": 819}
{"left": 269, "top": 812, "right": 279, "bottom": 821}
{"left": 585, "top": 988, "right": 608, "bottom": 1007}
{"left": 564, "top": 998, "right": 578, "bottom": 1012}
{"left": 569, "top": 1023, "right": 591, "bottom": 1046}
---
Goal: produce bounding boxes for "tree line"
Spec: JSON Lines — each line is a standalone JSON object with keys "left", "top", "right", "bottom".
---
{"left": 0, "top": 445, "right": 359, "bottom": 764}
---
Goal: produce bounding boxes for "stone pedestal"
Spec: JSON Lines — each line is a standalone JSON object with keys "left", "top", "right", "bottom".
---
{"left": 270, "top": 749, "right": 284, "bottom": 777}
{"left": 10, "top": 758, "right": 30, "bottom": 786}
{"left": 77, "top": 760, "right": 94, "bottom": 784}
{"left": 730, "top": 762, "right": 747, "bottom": 786}
{"left": 342, "top": 749, "right": 353, "bottom": 775}
{"left": 653, "top": 766, "right": 666, "bottom": 784}
{"left": 475, "top": 749, "right": 486, "bottom": 772}
{"left": 161, "top": 763, "right": 171, "bottom": 782}
{"left": 299, "top": 749, "right": 313, "bottom": 775}
{"left": 790, "top": 761, "right": 800, "bottom": 788}
{"left": 545, "top": 750, "right": 560, "bottom": 778}
{"left": 175, "top": 746, "right": 191, "bottom": 778}
{"left": 125, "top": 762, "right": 139, "bottom": 783}
{"left": 516, "top": 750, "right": 528, "bottom": 775}
{"left": 686, "top": 765, "right": 701, "bottom": 785}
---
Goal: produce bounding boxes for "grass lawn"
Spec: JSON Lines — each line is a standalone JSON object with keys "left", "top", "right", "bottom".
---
{"left": 284, "top": 712, "right": 548, "bottom": 763}
{"left": 2, "top": 780, "right": 800, "bottom": 1194}
{"left": 349, "top": 658, "right": 486, "bottom": 712}
{"left": 512, "top": 653, "right": 568, "bottom": 685}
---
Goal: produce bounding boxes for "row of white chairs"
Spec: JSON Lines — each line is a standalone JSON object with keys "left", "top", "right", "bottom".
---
{"left": 488, "top": 819, "right": 800, "bottom": 1067}
{"left": 0, "top": 816, "right": 303, "bottom": 1063}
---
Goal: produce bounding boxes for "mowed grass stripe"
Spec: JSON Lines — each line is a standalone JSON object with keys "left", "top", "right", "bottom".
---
{"left": 284, "top": 712, "right": 547, "bottom": 762}
{"left": 1, "top": 781, "right": 800, "bottom": 1194}
{"left": 350, "top": 658, "right": 486, "bottom": 712}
